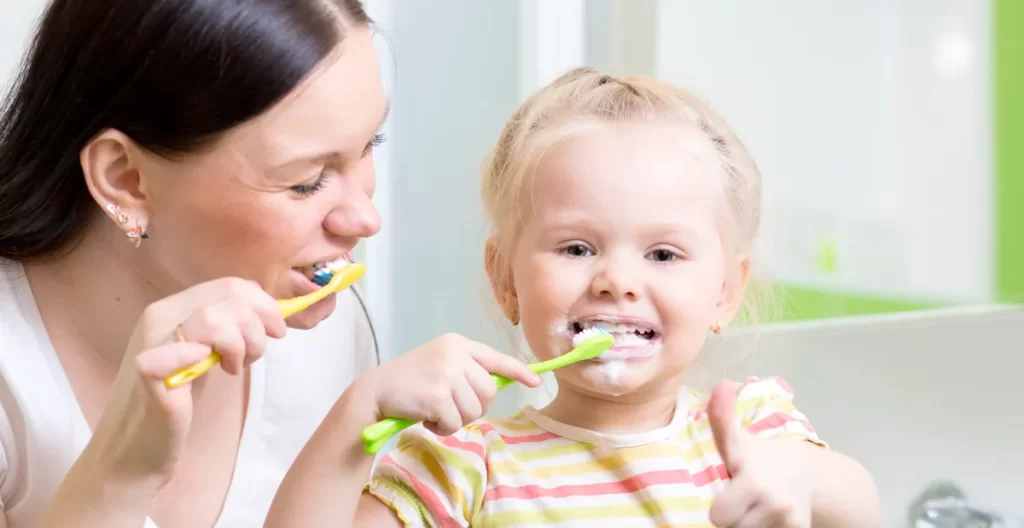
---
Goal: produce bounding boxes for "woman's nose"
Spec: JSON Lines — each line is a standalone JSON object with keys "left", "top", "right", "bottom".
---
{"left": 324, "top": 179, "right": 381, "bottom": 238}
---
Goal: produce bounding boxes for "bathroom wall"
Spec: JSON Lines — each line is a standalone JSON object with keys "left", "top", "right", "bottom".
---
{"left": 0, "top": 3, "right": 43, "bottom": 93}
{"left": 359, "top": 0, "right": 531, "bottom": 416}
{"left": 655, "top": 0, "right": 995, "bottom": 310}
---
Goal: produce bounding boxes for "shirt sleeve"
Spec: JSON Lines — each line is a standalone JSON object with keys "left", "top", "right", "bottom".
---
{"left": 365, "top": 424, "right": 489, "bottom": 528}
{"left": 734, "top": 376, "right": 828, "bottom": 448}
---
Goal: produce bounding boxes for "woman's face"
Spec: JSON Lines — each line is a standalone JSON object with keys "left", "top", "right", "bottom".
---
{"left": 139, "top": 27, "right": 387, "bottom": 328}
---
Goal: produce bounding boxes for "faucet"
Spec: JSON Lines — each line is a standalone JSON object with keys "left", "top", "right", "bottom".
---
{"left": 907, "top": 480, "right": 1023, "bottom": 528}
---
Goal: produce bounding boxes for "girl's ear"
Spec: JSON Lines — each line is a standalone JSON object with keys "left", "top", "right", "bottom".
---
{"left": 715, "top": 256, "right": 750, "bottom": 330}
{"left": 485, "top": 236, "right": 520, "bottom": 325}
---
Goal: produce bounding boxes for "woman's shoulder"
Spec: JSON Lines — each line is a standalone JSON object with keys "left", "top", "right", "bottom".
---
{"left": 0, "top": 259, "right": 49, "bottom": 360}
{"left": 0, "top": 259, "right": 86, "bottom": 519}
{"left": 0, "top": 259, "right": 54, "bottom": 364}
{"left": 0, "top": 258, "right": 26, "bottom": 297}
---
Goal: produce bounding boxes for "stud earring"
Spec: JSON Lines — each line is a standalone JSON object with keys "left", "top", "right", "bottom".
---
{"left": 126, "top": 219, "right": 148, "bottom": 248}
{"left": 107, "top": 203, "right": 148, "bottom": 248}
{"left": 710, "top": 319, "right": 722, "bottom": 334}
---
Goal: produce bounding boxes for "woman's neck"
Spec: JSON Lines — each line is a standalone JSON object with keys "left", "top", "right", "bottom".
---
{"left": 22, "top": 224, "right": 168, "bottom": 373}
{"left": 539, "top": 380, "right": 683, "bottom": 434}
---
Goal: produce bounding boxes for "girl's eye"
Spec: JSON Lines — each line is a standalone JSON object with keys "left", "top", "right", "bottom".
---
{"left": 291, "top": 172, "right": 328, "bottom": 196}
{"left": 362, "top": 133, "right": 387, "bottom": 157}
{"left": 563, "top": 244, "right": 594, "bottom": 258}
{"left": 647, "top": 248, "right": 678, "bottom": 262}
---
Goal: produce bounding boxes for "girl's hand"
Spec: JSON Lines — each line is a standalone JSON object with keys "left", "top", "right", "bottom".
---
{"left": 707, "top": 381, "right": 814, "bottom": 528}
{"left": 363, "top": 333, "right": 541, "bottom": 435}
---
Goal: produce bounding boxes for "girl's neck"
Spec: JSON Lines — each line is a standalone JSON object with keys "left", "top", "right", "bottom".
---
{"left": 538, "top": 381, "right": 683, "bottom": 434}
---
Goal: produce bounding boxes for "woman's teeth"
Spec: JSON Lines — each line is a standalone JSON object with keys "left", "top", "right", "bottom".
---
{"left": 299, "top": 257, "right": 352, "bottom": 281}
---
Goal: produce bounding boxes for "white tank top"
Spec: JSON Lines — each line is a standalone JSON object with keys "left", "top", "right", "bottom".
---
{"left": 0, "top": 259, "right": 378, "bottom": 527}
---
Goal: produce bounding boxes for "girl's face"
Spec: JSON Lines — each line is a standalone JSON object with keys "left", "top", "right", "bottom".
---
{"left": 490, "top": 121, "right": 748, "bottom": 400}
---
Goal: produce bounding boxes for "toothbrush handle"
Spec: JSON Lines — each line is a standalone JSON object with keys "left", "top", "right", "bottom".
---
{"left": 360, "top": 417, "right": 417, "bottom": 454}
{"left": 361, "top": 374, "right": 515, "bottom": 455}
{"left": 360, "top": 334, "right": 612, "bottom": 455}
{"left": 163, "top": 264, "right": 367, "bottom": 389}
{"left": 164, "top": 351, "right": 223, "bottom": 387}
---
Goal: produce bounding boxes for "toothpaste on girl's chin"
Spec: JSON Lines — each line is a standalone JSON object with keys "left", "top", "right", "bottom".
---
{"left": 601, "top": 360, "right": 626, "bottom": 386}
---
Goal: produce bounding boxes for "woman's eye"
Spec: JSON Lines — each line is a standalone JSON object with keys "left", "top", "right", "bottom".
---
{"left": 291, "top": 172, "right": 328, "bottom": 196}
{"left": 648, "top": 249, "right": 677, "bottom": 262}
{"left": 563, "top": 244, "right": 593, "bottom": 258}
{"left": 362, "top": 133, "right": 387, "bottom": 157}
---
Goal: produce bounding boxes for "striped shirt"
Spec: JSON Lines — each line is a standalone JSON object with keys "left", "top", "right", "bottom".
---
{"left": 367, "top": 377, "right": 826, "bottom": 527}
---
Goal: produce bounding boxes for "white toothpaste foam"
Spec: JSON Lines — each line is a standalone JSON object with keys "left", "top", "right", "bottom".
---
{"left": 601, "top": 360, "right": 626, "bottom": 386}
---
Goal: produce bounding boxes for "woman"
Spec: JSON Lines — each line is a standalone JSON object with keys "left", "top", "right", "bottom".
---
{"left": 0, "top": 1, "right": 538, "bottom": 527}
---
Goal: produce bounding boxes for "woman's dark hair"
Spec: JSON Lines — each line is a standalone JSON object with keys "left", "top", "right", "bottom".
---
{"left": 0, "top": 0, "right": 370, "bottom": 261}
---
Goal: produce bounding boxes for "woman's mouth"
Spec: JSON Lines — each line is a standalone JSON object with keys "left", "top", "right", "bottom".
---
{"left": 291, "top": 253, "right": 354, "bottom": 290}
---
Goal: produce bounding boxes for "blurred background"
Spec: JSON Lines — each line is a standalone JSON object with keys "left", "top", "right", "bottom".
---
{"left": 2, "top": 1, "right": 1021, "bottom": 525}
{"left": 353, "top": 0, "right": 1019, "bottom": 365}
{"left": 3, "top": 0, "right": 1017, "bottom": 360}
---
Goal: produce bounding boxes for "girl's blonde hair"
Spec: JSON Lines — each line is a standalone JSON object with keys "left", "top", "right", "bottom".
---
{"left": 481, "top": 67, "right": 775, "bottom": 329}
{"left": 481, "top": 67, "right": 762, "bottom": 259}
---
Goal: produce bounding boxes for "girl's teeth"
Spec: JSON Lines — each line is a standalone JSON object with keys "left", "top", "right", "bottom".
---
{"left": 581, "top": 322, "right": 652, "bottom": 334}
{"left": 614, "top": 333, "right": 650, "bottom": 347}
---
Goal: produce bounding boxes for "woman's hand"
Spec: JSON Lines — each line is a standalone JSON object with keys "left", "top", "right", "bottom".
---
{"left": 363, "top": 333, "right": 541, "bottom": 436}
{"left": 87, "top": 277, "right": 287, "bottom": 486}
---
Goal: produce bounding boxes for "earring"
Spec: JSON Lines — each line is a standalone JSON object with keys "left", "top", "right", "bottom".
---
{"left": 710, "top": 319, "right": 722, "bottom": 334}
{"left": 107, "top": 203, "right": 148, "bottom": 248}
{"left": 126, "top": 219, "right": 148, "bottom": 248}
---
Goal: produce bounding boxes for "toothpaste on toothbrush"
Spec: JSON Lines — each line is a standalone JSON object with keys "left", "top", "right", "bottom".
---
{"left": 311, "top": 255, "right": 354, "bottom": 286}
{"left": 572, "top": 326, "right": 609, "bottom": 347}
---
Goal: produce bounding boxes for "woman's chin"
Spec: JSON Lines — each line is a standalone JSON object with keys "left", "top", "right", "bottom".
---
{"left": 284, "top": 295, "right": 337, "bottom": 329}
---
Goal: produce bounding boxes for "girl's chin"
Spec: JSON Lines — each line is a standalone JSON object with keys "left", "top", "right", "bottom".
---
{"left": 566, "top": 357, "right": 672, "bottom": 396}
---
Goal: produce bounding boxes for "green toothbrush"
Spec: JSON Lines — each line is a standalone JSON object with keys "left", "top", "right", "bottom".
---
{"left": 360, "top": 329, "right": 614, "bottom": 455}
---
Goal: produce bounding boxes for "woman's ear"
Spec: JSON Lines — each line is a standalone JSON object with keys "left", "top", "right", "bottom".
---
{"left": 715, "top": 256, "right": 751, "bottom": 330}
{"left": 485, "top": 236, "right": 520, "bottom": 325}
{"left": 80, "top": 129, "right": 151, "bottom": 235}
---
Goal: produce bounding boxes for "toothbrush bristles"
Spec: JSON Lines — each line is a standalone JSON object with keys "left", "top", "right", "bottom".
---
{"left": 572, "top": 326, "right": 609, "bottom": 347}
{"left": 312, "top": 269, "right": 334, "bottom": 287}
{"left": 311, "top": 258, "right": 358, "bottom": 287}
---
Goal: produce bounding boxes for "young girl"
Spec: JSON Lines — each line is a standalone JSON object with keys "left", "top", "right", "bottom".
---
{"left": 266, "top": 68, "right": 880, "bottom": 527}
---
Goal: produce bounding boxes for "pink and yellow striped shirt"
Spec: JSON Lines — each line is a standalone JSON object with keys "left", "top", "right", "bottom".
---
{"left": 367, "top": 377, "right": 826, "bottom": 527}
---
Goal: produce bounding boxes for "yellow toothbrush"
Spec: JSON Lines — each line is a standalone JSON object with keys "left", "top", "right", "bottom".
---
{"left": 360, "top": 329, "right": 613, "bottom": 455}
{"left": 163, "top": 261, "right": 367, "bottom": 388}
